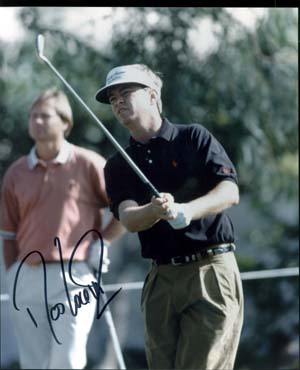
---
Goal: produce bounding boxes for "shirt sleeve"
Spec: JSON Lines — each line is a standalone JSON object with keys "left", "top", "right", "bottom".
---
{"left": 104, "top": 155, "right": 136, "bottom": 220}
{"left": 190, "top": 124, "right": 238, "bottom": 187}
{"left": 0, "top": 168, "right": 19, "bottom": 239}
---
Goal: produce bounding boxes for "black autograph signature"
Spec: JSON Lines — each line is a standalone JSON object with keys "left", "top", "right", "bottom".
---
{"left": 12, "top": 229, "right": 122, "bottom": 345}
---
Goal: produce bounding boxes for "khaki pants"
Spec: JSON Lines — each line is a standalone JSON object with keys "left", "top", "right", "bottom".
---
{"left": 141, "top": 251, "right": 244, "bottom": 370}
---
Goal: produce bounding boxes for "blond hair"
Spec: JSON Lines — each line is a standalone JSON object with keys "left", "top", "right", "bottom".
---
{"left": 30, "top": 88, "right": 73, "bottom": 137}
{"left": 138, "top": 64, "right": 163, "bottom": 114}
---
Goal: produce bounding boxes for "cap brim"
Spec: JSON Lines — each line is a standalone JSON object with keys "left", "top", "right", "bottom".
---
{"left": 95, "top": 85, "right": 111, "bottom": 104}
{"left": 95, "top": 81, "right": 148, "bottom": 104}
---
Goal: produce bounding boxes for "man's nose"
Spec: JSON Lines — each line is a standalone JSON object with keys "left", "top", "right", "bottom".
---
{"left": 115, "top": 94, "right": 125, "bottom": 106}
{"left": 34, "top": 116, "right": 44, "bottom": 124}
{"left": 31, "top": 114, "right": 45, "bottom": 125}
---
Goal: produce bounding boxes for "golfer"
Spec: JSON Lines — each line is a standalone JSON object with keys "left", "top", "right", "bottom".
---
{"left": 0, "top": 88, "right": 125, "bottom": 369}
{"left": 95, "top": 64, "right": 244, "bottom": 369}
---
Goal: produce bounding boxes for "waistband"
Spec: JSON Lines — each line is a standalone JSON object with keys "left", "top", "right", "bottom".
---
{"left": 153, "top": 243, "right": 236, "bottom": 266}
{"left": 46, "top": 260, "right": 85, "bottom": 263}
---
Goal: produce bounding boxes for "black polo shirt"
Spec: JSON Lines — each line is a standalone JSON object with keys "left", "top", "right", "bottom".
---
{"left": 104, "top": 118, "right": 238, "bottom": 260}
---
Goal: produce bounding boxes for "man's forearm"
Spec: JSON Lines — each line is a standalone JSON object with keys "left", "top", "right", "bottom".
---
{"left": 120, "top": 202, "right": 160, "bottom": 232}
{"left": 187, "top": 180, "right": 239, "bottom": 220}
{"left": 101, "top": 217, "right": 126, "bottom": 244}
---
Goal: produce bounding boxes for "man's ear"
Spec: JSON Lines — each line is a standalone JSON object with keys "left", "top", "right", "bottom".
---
{"left": 149, "top": 89, "right": 158, "bottom": 106}
{"left": 63, "top": 122, "right": 71, "bottom": 138}
{"left": 149, "top": 89, "right": 162, "bottom": 114}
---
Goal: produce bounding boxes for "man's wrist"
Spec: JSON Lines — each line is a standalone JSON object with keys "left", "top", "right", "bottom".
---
{"left": 148, "top": 202, "right": 161, "bottom": 221}
{"left": 183, "top": 202, "right": 194, "bottom": 221}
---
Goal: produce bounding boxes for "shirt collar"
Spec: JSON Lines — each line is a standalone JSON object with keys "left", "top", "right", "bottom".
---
{"left": 27, "top": 140, "right": 73, "bottom": 170}
{"left": 157, "top": 118, "right": 177, "bottom": 141}
{"left": 129, "top": 117, "right": 178, "bottom": 146}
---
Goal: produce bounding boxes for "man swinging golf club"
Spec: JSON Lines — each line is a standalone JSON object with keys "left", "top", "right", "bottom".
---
{"left": 34, "top": 35, "right": 243, "bottom": 368}
{"left": 96, "top": 64, "right": 244, "bottom": 370}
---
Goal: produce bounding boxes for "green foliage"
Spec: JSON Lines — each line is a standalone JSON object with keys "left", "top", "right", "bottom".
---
{"left": 0, "top": 7, "right": 129, "bottom": 178}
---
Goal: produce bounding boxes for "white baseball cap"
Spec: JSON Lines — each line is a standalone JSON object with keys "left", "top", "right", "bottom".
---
{"left": 95, "top": 64, "right": 162, "bottom": 104}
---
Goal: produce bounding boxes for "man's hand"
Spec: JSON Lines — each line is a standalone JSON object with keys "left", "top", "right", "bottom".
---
{"left": 151, "top": 193, "right": 176, "bottom": 220}
{"left": 151, "top": 194, "right": 192, "bottom": 229}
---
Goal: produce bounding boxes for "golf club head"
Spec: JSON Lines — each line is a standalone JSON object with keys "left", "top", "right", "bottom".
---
{"left": 36, "top": 34, "right": 45, "bottom": 59}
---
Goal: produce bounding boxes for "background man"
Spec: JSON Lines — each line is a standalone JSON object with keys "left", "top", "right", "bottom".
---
{"left": 0, "top": 88, "right": 125, "bottom": 369}
{"left": 96, "top": 64, "right": 244, "bottom": 370}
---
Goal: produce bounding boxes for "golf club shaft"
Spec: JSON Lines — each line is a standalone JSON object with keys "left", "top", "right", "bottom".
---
{"left": 37, "top": 47, "right": 160, "bottom": 198}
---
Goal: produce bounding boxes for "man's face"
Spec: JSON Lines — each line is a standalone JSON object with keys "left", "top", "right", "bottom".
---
{"left": 107, "top": 84, "right": 152, "bottom": 126}
{"left": 29, "top": 99, "right": 69, "bottom": 142}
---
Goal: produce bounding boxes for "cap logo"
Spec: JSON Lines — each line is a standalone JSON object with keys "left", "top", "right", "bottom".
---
{"left": 107, "top": 70, "right": 125, "bottom": 84}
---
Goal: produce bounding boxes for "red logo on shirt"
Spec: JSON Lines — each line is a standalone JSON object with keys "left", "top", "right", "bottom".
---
{"left": 221, "top": 166, "right": 232, "bottom": 175}
{"left": 172, "top": 160, "right": 178, "bottom": 168}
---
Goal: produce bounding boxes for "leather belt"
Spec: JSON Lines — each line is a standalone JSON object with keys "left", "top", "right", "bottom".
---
{"left": 153, "top": 243, "right": 236, "bottom": 266}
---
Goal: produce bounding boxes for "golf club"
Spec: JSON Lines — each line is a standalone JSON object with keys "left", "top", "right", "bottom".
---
{"left": 36, "top": 34, "right": 161, "bottom": 198}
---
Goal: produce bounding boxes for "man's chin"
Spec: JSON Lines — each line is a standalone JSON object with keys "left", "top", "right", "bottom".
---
{"left": 119, "top": 115, "right": 133, "bottom": 127}
{"left": 31, "top": 133, "right": 56, "bottom": 142}
{"left": 32, "top": 134, "right": 48, "bottom": 141}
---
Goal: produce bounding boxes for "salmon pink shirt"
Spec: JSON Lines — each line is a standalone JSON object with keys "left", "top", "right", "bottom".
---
{"left": 0, "top": 141, "right": 109, "bottom": 265}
